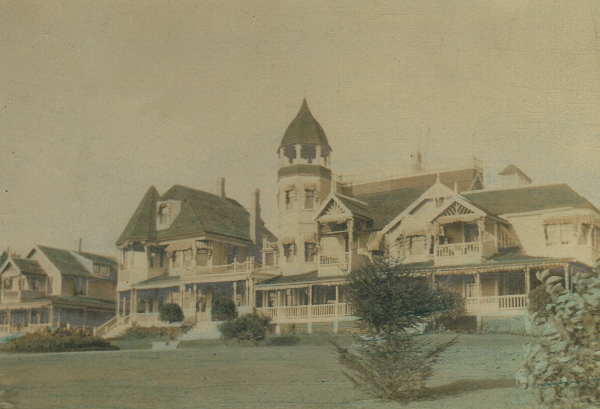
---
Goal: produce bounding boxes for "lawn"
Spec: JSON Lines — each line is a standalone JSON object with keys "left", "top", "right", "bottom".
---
{"left": 0, "top": 334, "right": 537, "bottom": 409}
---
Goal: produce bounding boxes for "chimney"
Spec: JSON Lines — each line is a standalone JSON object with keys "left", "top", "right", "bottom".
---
{"left": 216, "top": 177, "right": 226, "bottom": 199}
{"left": 250, "top": 188, "right": 261, "bottom": 243}
{"left": 78, "top": 238, "right": 83, "bottom": 253}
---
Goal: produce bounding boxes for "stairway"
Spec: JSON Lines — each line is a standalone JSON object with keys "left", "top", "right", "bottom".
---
{"left": 181, "top": 320, "right": 222, "bottom": 340}
{"left": 102, "top": 323, "right": 131, "bottom": 339}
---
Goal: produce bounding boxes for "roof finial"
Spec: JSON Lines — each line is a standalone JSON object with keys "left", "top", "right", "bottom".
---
{"left": 454, "top": 182, "right": 458, "bottom": 192}
{"left": 436, "top": 173, "right": 441, "bottom": 183}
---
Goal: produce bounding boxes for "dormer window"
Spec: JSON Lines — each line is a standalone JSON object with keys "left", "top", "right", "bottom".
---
{"left": 93, "top": 264, "right": 110, "bottom": 275}
{"left": 436, "top": 197, "right": 445, "bottom": 207}
{"left": 158, "top": 204, "right": 170, "bottom": 225}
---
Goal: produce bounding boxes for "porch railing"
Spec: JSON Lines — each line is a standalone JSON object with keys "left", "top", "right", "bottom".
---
{"left": 1, "top": 290, "right": 21, "bottom": 303}
{"left": 256, "top": 303, "right": 353, "bottom": 320}
{"left": 93, "top": 315, "right": 130, "bottom": 337}
{"left": 319, "top": 253, "right": 349, "bottom": 267}
{"left": 176, "top": 259, "right": 261, "bottom": 277}
{"left": 465, "top": 295, "right": 528, "bottom": 313}
{"left": 436, "top": 242, "right": 480, "bottom": 258}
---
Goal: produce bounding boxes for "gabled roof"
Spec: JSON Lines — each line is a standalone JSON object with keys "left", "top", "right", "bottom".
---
{"left": 356, "top": 186, "right": 430, "bottom": 230}
{"left": 74, "top": 251, "right": 118, "bottom": 268}
{"left": 37, "top": 246, "right": 91, "bottom": 277}
{"left": 499, "top": 164, "right": 532, "bottom": 182}
{"left": 0, "top": 252, "right": 7, "bottom": 269}
{"left": 9, "top": 258, "right": 46, "bottom": 275}
{"left": 463, "top": 184, "right": 594, "bottom": 216}
{"left": 116, "top": 186, "right": 159, "bottom": 245}
{"left": 334, "top": 195, "right": 372, "bottom": 220}
{"left": 279, "top": 99, "right": 331, "bottom": 152}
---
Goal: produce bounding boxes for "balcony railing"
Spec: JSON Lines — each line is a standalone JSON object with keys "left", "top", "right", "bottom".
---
{"left": 319, "top": 253, "right": 349, "bottom": 267}
{"left": 436, "top": 242, "right": 481, "bottom": 258}
{"left": 465, "top": 295, "right": 528, "bottom": 313}
{"left": 178, "top": 259, "right": 261, "bottom": 277}
{"left": 1, "top": 290, "right": 21, "bottom": 303}
{"left": 256, "top": 303, "right": 353, "bottom": 320}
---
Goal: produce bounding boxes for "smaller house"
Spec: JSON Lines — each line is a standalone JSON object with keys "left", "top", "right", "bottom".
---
{"left": 0, "top": 245, "right": 118, "bottom": 335}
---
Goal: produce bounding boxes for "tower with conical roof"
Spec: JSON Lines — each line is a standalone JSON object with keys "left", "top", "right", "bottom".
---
{"left": 277, "top": 99, "right": 333, "bottom": 275}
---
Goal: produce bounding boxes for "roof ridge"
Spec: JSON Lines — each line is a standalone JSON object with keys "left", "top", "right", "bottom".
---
{"left": 335, "top": 193, "right": 370, "bottom": 206}
{"left": 463, "top": 182, "right": 570, "bottom": 195}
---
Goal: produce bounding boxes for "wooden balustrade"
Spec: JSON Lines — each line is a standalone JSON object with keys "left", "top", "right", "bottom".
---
{"left": 465, "top": 295, "right": 528, "bottom": 313}
{"left": 319, "top": 253, "right": 349, "bottom": 267}
{"left": 256, "top": 303, "right": 353, "bottom": 320}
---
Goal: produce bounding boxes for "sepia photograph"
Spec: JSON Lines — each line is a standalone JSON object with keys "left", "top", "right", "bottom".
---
{"left": 1, "top": 1, "right": 600, "bottom": 408}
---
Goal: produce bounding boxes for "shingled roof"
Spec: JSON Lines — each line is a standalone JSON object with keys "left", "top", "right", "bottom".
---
{"left": 463, "top": 184, "right": 594, "bottom": 215}
{"left": 279, "top": 99, "right": 331, "bottom": 152}
{"left": 37, "top": 246, "right": 91, "bottom": 277}
{"left": 355, "top": 186, "right": 430, "bottom": 230}
{"left": 117, "top": 184, "right": 275, "bottom": 245}
{"left": 11, "top": 258, "right": 46, "bottom": 275}
{"left": 116, "top": 186, "right": 159, "bottom": 245}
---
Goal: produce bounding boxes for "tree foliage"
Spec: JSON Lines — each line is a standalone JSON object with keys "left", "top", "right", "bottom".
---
{"left": 212, "top": 298, "right": 238, "bottom": 321}
{"left": 218, "top": 313, "right": 274, "bottom": 346}
{"left": 333, "top": 258, "right": 460, "bottom": 403}
{"left": 516, "top": 268, "right": 600, "bottom": 407}
{"left": 159, "top": 303, "right": 184, "bottom": 323}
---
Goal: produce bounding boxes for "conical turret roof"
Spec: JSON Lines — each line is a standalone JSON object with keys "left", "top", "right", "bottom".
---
{"left": 116, "top": 186, "right": 159, "bottom": 245}
{"left": 279, "top": 99, "right": 331, "bottom": 152}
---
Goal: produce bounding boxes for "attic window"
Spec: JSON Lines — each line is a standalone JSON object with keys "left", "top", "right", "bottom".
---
{"left": 93, "top": 265, "right": 110, "bottom": 275}
{"left": 436, "top": 197, "right": 445, "bottom": 207}
{"left": 158, "top": 204, "right": 170, "bottom": 225}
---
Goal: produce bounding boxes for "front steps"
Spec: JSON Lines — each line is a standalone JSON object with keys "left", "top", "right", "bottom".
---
{"left": 103, "top": 324, "right": 130, "bottom": 339}
{"left": 181, "top": 320, "right": 222, "bottom": 340}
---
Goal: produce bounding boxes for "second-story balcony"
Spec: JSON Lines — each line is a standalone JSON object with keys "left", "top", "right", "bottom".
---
{"left": 172, "top": 259, "right": 261, "bottom": 278}
{"left": 434, "top": 239, "right": 497, "bottom": 266}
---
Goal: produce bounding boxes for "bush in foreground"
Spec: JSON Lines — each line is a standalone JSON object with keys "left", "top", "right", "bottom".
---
{"left": 218, "top": 313, "right": 274, "bottom": 346}
{"left": 516, "top": 268, "right": 600, "bottom": 407}
{"left": 1, "top": 327, "right": 119, "bottom": 353}
{"left": 159, "top": 303, "right": 184, "bottom": 323}
{"left": 212, "top": 298, "right": 238, "bottom": 321}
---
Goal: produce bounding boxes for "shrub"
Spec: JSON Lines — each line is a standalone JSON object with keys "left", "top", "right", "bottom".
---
{"left": 268, "top": 335, "right": 301, "bottom": 347}
{"left": 111, "top": 325, "right": 180, "bottom": 340}
{"left": 218, "top": 313, "right": 274, "bottom": 346}
{"left": 516, "top": 268, "right": 600, "bottom": 407}
{"left": 1, "top": 327, "right": 119, "bottom": 353}
{"left": 333, "top": 258, "right": 458, "bottom": 403}
{"left": 212, "top": 298, "right": 238, "bottom": 321}
{"left": 527, "top": 284, "right": 552, "bottom": 320}
{"left": 159, "top": 303, "right": 184, "bottom": 323}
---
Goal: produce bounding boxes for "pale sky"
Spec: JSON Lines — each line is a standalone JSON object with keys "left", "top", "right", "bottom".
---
{"left": 1, "top": 0, "right": 600, "bottom": 257}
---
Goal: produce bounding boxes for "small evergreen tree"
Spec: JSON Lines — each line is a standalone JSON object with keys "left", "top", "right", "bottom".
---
{"left": 331, "top": 258, "right": 460, "bottom": 403}
{"left": 212, "top": 298, "right": 238, "bottom": 321}
{"left": 159, "top": 303, "right": 184, "bottom": 323}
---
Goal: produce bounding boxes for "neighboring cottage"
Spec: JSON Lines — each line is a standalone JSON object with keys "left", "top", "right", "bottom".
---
{"left": 0, "top": 245, "right": 117, "bottom": 335}
{"left": 111, "top": 99, "right": 600, "bottom": 337}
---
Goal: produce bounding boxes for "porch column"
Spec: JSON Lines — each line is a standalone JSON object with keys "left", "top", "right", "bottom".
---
{"left": 525, "top": 267, "right": 531, "bottom": 295}
{"left": 27, "top": 308, "right": 31, "bottom": 329}
{"left": 308, "top": 285, "right": 313, "bottom": 319}
{"left": 335, "top": 285, "right": 340, "bottom": 317}
{"left": 564, "top": 265, "right": 570, "bottom": 293}
{"left": 116, "top": 293, "right": 120, "bottom": 317}
{"left": 129, "top": 291, "right": 133, "bottom": 317}
{"left": 49, "top": 305, "right": 54, "bottom": 325}
{"left": 347, "top": 219, "right": 354, "bottom": 272}
{"left": 233, "top": 281, "right": 237, "bottom": 306}
{"left": 83, "top": 307, "right": 87, "bottom": 330}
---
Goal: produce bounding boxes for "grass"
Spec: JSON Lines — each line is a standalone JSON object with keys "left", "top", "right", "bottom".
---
{"left": 0, "top": 334, "right": 536, "bottom": 409}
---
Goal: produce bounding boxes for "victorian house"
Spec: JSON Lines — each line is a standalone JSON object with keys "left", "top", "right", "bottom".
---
{"left": 0, "top": 245, "right": 117, "bottom": 335}
{"left": 100, "top": 181, "right": 276, "bottom": 338}
{"left": 253, "top": 100, "right": 598, "bottom": 334}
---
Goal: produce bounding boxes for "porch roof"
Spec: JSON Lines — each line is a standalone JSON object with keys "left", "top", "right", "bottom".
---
{"left": 404, "top": 252, "right": 575, "bottom": 275}
{"left": 255, "top": 271, "right": 346, "bottom": 289}
{"left": 132, "top": 274, "right": 181, "bottom": 289}
{"left": 50, "top": 296, "right": 116, "bottom": 309}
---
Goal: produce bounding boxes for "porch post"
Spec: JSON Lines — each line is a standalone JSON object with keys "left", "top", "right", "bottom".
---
{"left": 233, "top": 281, "right": 237, "bottom": 306}
{"left": 49, "top": 305, "right": 54, "bottom": 325}
{"left": 308, "top": 285, "right": 313, "bottom": 319}
{"left": 564, "top": 264, "right": 570, "bottom": 293}
{"left": 83, "top": 307, "right": 87, "bottom": 330}
{"left": 525, "top": 266, "right": 531, "bottom": 295}
{"left": 27, "top": 308, "right": 31, "bottom": 329}
{"left": 116, "top": 292, "right": 120, "bottom": 317}
{"left": 347, "top": 219, "right": 354, "bottom": 272}
{"left": 335, "top": 285, "right": 339, "bottom": 316}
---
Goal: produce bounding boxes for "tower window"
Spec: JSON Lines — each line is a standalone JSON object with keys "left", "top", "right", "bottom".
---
{"left": 304, "top": 189, "right": 315, "bottom": 209}
{"left": 284, "top": 244, "right": 295, "bottom": 263}
{"left": 304, "top": 243, "right": 316, "bottom": 262}
{"left": 284, "top": 188, "right": 296, "bottom": 210}
{"left": 158, "top": 204, "right": 170, "bottom": 225}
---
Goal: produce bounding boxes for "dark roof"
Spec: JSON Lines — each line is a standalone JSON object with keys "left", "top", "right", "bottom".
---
{"left": 159, "top": 185, "right": 253, "bottom": 242}
{"left": 12, "top": 258, "right": 46, "bottom": 275}
{"left": 51, "top": 296, "right": 116, "bottom": 308}
{"left": 355, "top": 186, "right": 430, "bottom": 230}
{"left": 341, "top": 168, "right": 482, "bottom": 197}
{"left": 117, "top": 184, "right": 275, "bottom": 245}
{"left": 0, "top": 252, "right": 7, "bottom": 269}
{"left": 498, "top": 164, "right": 532, "bottom": 182}
{"left": 256, "top": 271, "right": 345, "bottom": 287}
{"left": 463, "top": 184, "right": 593, "bottom": 215}
{"left": 279, "top": 99, "right": 331, "bottom": 152}
{"left": 75, "top": 251, "right": 117, "bottom": 268}
{"left": 133, "top": 274, "right": 181, "bottom": 288}
{"left": 37, "top": 246, "right": 91, "bottom": 277}
{"left": 116, "top": 186, "right": 159, "bottom": 245}
{"left": 335, "top": 195, "right": 372, "bottom": 220}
